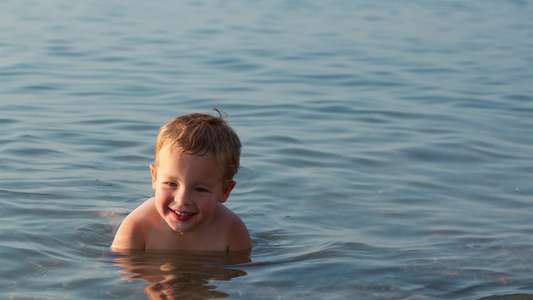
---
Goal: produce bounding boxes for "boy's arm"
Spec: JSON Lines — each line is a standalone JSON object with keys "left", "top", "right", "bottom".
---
{"left": 227, "top": 217, "right": 252, "bottom": 253}
{"left": 111, "top": 213, "right": 145, "bottom": 250}
{"left": 111, "top": 199, "right": 156, "bottom": 250}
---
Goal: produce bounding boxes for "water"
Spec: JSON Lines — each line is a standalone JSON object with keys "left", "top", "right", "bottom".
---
{"left": 1, "top": 0, "right": 532, "bottom": 299}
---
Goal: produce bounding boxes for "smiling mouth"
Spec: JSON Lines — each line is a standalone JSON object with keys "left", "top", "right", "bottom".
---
{"left": 171, "top": 209, "right": 193, "bottom": 216}
{"left": 169, "top": 208, "right": 195, "bottom": 221}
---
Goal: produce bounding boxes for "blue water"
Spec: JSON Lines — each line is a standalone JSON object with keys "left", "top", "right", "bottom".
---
{"left": 1, "top": 0, "right": 532, "bottom": 299}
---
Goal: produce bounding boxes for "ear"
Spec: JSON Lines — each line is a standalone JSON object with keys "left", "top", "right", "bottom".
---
{"left": 150, "top": 164, "right": 157, "bottom": 190}
{"left": 218, "top": 180, "right": 236, "bottom": 204}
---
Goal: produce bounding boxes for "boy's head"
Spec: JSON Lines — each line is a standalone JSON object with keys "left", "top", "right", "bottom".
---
{"left": 154, "top": 110, "right": 241, "bottom": 181}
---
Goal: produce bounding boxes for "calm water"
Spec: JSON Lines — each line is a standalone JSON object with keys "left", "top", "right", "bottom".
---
{"left": 1, "top": 0, "right": 532, "bottom": 299}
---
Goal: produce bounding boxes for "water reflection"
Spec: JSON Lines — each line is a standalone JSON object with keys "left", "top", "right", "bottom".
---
{"left": 113, "top": 250, "right": 249, "bottom": 300}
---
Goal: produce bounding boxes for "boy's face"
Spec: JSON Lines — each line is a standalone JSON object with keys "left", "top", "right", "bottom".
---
{"left": 150, "top": 145, "right": 235, "bottom": 234}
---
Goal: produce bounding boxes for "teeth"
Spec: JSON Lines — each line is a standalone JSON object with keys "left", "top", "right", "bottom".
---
{"left": 172, "top": 209, "right": 192, "bottom": 216}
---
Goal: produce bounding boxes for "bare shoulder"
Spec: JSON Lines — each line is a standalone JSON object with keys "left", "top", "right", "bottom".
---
{"left": 218, "top": 205, "right": 252, "bottom": 253}
{"left": 111, "top": 198, "right": 156, "bottom": 250}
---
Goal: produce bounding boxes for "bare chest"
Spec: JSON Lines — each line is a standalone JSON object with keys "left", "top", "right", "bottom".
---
{"left": 144, "top": 225, "right": 228, "bottom": 252}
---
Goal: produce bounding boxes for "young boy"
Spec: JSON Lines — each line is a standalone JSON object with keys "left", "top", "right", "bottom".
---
{"left": 112, "top": 111, "right": 251, "bottom": 253}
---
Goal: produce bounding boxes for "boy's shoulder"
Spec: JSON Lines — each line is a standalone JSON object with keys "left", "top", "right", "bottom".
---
{"left": 111, "top": 198, "right": 157, "bottom": 250}
{"left": 121, "top": 197, "right": 158, "bottom": 229}
{"left": 215, "top": 204, "right": 244, "bottom": 229}
{"left": 131, "top": 197, "right": 158, "bottom": 218}
{"left": 216, "top": 204, "right": 252, "bottom": 252}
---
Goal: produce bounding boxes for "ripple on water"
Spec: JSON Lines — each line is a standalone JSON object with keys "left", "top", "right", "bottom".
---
{"left": 0, "top": 0, "right": 532, "bottom": 298}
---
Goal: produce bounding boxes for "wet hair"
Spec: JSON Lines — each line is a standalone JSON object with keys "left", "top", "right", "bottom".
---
{"left": 154, "top": 109, "right": 241, "bottom": 181}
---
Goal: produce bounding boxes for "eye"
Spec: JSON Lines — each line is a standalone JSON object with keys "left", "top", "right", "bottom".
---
{"left": 166, "top": 182, "right": 177, "bottom": 188}
{"left": 195, "top": 187, "right": 208, "bottom": 193}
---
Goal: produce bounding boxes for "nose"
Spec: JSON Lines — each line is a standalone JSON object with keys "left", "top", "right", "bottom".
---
{"left": 174, "top": 188, "right": 192, "bottom": 206}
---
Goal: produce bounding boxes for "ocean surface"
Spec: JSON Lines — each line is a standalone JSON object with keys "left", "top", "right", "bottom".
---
{"left": 1, "top": 0, "right": 532, "bottom": 299}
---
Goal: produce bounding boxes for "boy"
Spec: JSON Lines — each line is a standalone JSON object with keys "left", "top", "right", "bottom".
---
{"left": 112, "top": 110, "right": 251, "bottom": 253}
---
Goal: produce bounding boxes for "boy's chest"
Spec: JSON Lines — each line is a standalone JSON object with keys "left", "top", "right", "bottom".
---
{"left": 145, "top": 225, "right": 228, "bottom": 252}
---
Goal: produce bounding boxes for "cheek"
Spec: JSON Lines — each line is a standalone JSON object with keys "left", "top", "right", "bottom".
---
{"left": 155, "top": 188, "right": 173, "bottom": 202}
{"left": 198, "top": 200, "right": 218, "bottom": 213}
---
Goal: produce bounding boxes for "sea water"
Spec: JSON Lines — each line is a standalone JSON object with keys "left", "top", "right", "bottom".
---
{"left": 1, "top": 0, "right": 532, "bottom": 299}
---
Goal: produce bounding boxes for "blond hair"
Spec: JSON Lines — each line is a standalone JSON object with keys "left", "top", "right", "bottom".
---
{"left": 154, "top": 109, "right": 241, "bottom": 181}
